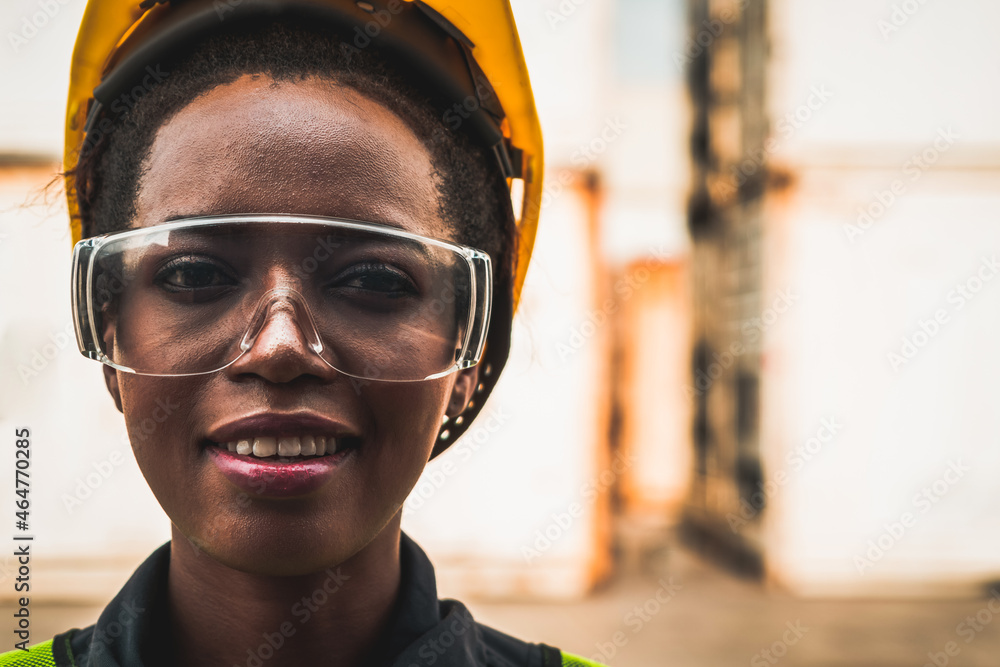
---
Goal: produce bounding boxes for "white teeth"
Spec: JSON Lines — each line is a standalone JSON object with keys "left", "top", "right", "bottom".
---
{"left": 252, "top": 437, "right": 277, "bottom": 457}
{"left": 278, "top": 436, "right": 301, "bottom": 457}
{"left": 221, "top": 435, "right": 345, "bottom": 458}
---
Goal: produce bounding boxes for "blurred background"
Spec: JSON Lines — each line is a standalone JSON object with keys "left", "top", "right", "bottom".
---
{"left": 3, "top": 0, "right": 1000, "bottom": 664}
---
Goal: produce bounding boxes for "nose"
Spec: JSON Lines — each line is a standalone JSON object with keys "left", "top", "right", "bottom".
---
{"left": 227, "top": 288, "right": 336, "bottom": 383}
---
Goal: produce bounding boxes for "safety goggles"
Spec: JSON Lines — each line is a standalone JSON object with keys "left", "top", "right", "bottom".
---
{"left": 71, "top": 214, "right": 492, "bottom": 382}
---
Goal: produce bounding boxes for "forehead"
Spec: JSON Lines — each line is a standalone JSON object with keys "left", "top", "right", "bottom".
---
{"left": 135, "top": 74, "right": 449, "bottom": 240}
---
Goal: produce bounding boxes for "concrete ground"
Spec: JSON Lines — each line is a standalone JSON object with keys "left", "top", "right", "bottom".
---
{"left": 466, "top": 543, "right": 1000, "bottom": 667}
{"left": 6, "top": 543, "right": 999, "bottom": 666}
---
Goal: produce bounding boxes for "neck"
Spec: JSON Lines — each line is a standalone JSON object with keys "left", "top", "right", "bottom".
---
{"left": 166, "top": 517, "right": 403, "bottom": 667}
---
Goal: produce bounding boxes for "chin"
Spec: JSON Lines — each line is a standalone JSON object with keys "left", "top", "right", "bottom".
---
{"left": 176, "top": 509, "right": 383, "bottom": 576}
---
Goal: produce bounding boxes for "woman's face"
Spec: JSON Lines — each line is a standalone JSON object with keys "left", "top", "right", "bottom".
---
{"left": 102, "top": 73, "right": 479, "bottom": 575}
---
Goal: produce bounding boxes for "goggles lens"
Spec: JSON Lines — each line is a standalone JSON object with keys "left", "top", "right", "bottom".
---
{"left": 71, "top": 215, "right": 492, "bottom": 382}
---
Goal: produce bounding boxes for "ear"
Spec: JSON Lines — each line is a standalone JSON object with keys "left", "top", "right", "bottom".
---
{"left": 103, "top": 365, "right": 124, "bottom": 414}
{"left": 446, "top": 364, "right": 480, "bottom": 419}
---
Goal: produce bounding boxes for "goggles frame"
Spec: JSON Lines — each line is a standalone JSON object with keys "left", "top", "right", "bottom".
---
{"left": 70, "top": 213, "right": 493, "bottom": 382}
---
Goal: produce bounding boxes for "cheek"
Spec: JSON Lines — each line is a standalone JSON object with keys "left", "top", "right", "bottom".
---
{"left": 369, "top": 379, "right": 449, "bottom": 441}
{"left": 359, "top": 379, "right": 451, "bottom": 488}
{"left": 117, "top": 374, "right": 202, "bottom": 485}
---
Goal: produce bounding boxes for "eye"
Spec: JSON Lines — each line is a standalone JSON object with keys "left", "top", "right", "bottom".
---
{"left": 153, "top": 256, "right": 238, "bottom": 296}
{"left": 330, "top": 262, "right": 418, "bottom": 298}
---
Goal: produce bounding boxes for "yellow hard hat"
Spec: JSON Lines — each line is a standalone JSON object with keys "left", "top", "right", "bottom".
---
{"left": 64, "top": 0, "right": 542, "bottom": 313}
{"left": 64, "top": 0, "right": 543, "bottom": 451}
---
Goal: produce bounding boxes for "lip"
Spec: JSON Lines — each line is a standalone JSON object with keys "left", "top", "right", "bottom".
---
{"left": 205, "top": 412, "right": 361, "bottom": 444}
{"left": 203, "top": 412, "right": 362, "bottom": 498}
{"left": 206, "top": 445, "right": 353, "bottom": 498}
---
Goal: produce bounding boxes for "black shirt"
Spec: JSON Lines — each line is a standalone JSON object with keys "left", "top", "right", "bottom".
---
{"left": 48, "top": 532, "right": 565, "bottom": 667}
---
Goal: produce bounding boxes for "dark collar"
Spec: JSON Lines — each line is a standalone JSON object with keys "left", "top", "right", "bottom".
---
{"left": 60, "top": 531, "right": 492, "bottom": 667}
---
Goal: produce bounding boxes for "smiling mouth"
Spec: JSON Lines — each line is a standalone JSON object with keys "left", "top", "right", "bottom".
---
{"left": 206, "top": 434, "right": 362, "bottom": 461}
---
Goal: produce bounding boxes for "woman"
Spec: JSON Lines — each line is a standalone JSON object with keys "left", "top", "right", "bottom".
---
{"left": 1, "top": 1, "right": 606, "bottom": 665}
